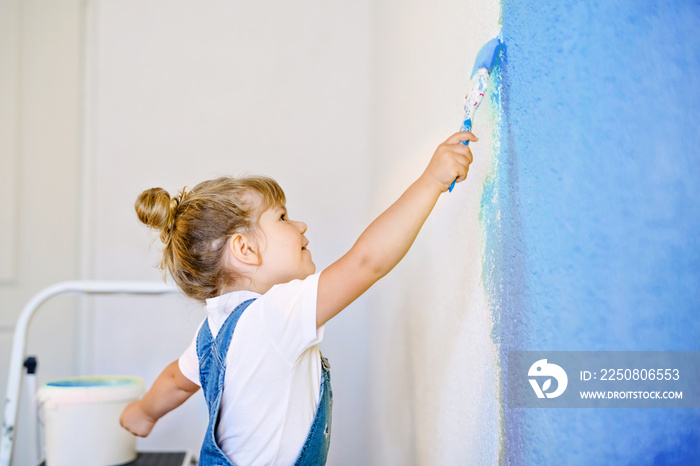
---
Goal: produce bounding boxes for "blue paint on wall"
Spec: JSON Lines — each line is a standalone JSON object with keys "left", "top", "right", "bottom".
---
{"left": 487, "top": 0, "right": 700, "bottom": 463}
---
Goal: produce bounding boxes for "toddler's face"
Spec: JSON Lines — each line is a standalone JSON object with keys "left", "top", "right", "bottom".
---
{"left": 256, "top": 204, "right": 316, "bottom": 284}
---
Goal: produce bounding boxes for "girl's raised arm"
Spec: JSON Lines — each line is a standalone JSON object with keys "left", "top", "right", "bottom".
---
{"left": 316, "top": 131, "right": 477, "bottom": 327}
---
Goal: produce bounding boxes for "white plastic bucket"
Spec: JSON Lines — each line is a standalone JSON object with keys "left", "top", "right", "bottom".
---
{"left": 37, "top": 375, "right": 143, "bottom": 466}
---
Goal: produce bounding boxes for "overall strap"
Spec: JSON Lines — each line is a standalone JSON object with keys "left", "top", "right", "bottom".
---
{"left": 196, "top": 298, "right": 257, "bottom": 390}
{"left": 197, "top": 298, "right": 256, "bottom": 364}
{"left": 213, "top": 298, "right": 257, "bottom": 362}
{"left": 195, "top": 297, "right": 257, "bottom": 466}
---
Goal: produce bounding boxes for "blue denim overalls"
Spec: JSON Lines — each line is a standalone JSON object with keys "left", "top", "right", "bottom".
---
{"left": 196, "top": 298, "right": 333, "bottom": 466}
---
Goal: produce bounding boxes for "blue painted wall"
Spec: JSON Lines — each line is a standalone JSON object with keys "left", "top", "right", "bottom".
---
{"left": 488, "top": 0, "right": 700, "bottom": 463}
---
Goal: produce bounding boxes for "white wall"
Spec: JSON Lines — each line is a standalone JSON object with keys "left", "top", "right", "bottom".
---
{"left": 0, "top": 1, "right": 82, "bottom": 465}
{"left": 367, "top": 0, "right": 501, "bottom": 464}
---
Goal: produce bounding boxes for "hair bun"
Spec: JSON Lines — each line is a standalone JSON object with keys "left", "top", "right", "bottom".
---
{"left": 135, "top": 187, "right": 172, "bottom": 231}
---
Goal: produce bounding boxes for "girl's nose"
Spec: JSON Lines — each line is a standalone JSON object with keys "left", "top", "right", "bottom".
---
{"left": 292, "top": 220, "right": 307, "bottom": 234}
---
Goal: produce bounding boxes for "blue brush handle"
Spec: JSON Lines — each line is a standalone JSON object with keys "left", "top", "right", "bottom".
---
{"left": 449, "top": 67, "right": 488, "bottom": 193}
{"left": 448, "top": 119, "right": 472, "bottom": 192}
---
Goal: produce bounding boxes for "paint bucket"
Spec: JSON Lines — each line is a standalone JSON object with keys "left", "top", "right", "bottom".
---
{"left": 37, "top": 375, "right": 143, "bottom": 466}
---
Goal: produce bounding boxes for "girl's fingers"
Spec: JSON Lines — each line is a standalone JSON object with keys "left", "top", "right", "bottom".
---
{"left": 445, "top": 131, "right": 478, "bottom": 145}
{"left": 449, "top": 148, "right": 473, "bottom": 166}
{"left": 449, "top": 154, "right": 471, "bottom": 184}
{"left": 454, "top": 165, "right": 470, "bottom": 184}
{"left": 454, "top": 152, "right": 471, "bottom": 168}
{"left": 460, "top": 147, "right": 474, "bottom": 165}
{"left": 449, "top": 143, "right": 472, "bottom": 156}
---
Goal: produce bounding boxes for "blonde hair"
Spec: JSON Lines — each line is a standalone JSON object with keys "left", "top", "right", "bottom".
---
{"left": 135, "top": 176, "right": 286, "bottom": 302}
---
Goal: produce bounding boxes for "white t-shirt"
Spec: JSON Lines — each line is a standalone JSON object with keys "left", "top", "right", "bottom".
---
{"left": 178, "top": 273, "right": 326, "bottom": 466}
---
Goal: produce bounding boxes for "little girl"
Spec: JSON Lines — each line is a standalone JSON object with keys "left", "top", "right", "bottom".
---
{"left": 120, "top": 131, "right": 477, "bottom": 465}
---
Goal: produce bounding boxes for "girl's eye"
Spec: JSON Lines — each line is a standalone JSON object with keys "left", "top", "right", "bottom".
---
{"left": 280, "top": 214, "right": 287, "bottom": 221}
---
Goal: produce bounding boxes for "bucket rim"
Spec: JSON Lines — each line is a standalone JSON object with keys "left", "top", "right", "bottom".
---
{"left": 43, "top": 375, "right": 142, "bottom": 389}
{"left": 38, "top": 375, "right": 144, "bottom": 405}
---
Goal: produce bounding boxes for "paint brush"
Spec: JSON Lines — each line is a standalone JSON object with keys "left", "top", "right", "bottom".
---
{"left": 449, "top": 37, "right": 503, "bottom": 192}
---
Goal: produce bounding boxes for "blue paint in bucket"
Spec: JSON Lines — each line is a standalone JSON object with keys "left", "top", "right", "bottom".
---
{"left": 46, "top": 377, "right": 136, "bottom": 388}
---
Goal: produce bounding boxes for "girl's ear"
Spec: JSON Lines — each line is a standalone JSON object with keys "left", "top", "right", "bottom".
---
{"left": 228, "top": 233, "right": 261, "bottom": 266}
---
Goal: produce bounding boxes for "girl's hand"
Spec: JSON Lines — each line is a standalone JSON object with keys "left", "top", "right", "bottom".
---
{"left": 420, "top": 131, "right": 478, "bottom": 192}
{"left": 120, "top": 400, "right": 157, "bottom": 437}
